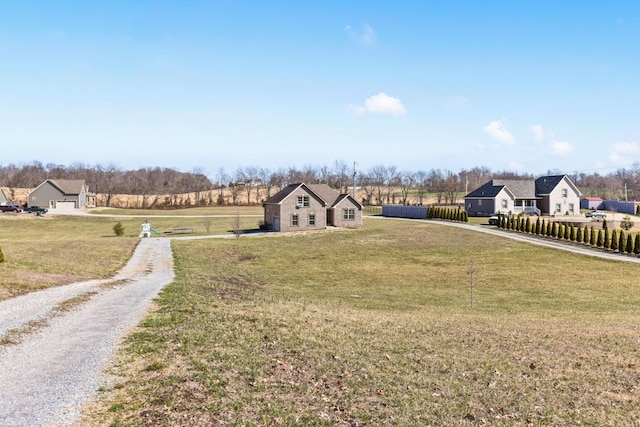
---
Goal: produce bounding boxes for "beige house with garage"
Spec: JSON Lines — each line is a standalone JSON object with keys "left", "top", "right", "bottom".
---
{"left": 28, "top": 179, "right": 96, "bottom": 210}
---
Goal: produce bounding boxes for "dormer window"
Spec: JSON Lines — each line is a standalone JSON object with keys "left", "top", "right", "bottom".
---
{"left": 561, "top": 188, "right": 568, "bottom": 198}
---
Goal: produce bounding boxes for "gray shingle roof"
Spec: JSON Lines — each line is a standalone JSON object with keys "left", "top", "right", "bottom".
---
{"left": 48, "top": 179, "right": 86, "bottom": 195}
{"left": 465, "top": 181, "right": 505, "bottom": 198}
{"left": 467, "top": 175, "right": 579, "bottom": 200}
{"left": 493, "top": 179, "right": 536, "bottom": 198}
{"left": 535, "top": 175, "right": 565, "bottom": 195}
{"left": 263, "top": 183, "right": 302, "bottom": 204}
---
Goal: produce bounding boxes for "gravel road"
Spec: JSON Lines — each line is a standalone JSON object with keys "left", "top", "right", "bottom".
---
{"left": 0, "top": 238, "right": 174, "bottom": 426}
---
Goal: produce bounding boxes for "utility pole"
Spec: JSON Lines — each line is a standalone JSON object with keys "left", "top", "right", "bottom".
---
{"left": 625, "top": 183, "right": 628, "bottom": 201}
{"left": 352, "top": 162, "right": 357, "bottom": 199}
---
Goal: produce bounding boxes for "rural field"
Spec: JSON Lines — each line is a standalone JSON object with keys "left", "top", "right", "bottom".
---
{"left": 72, "top": 217, "right": 640, "bottom": 426}
{"left": 0, "top": 209, "right": 262, "bottom": 301}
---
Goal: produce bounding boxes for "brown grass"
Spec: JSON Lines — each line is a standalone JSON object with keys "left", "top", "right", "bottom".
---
{"left": 0, "top": 215, "right": 138, "bottom": 301}
{"left": 82, "top": 219, "right": 640, "bottom": 426}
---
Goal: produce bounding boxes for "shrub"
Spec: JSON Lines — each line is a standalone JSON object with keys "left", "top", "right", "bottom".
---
{"left": 552, "top": 222, "right": 558, "bottom": 238}
{"left": 596, "top": 229, "right": 604, "bottom": 247}
{"left": 590, "top": 226, "right": 596, "bottom": 245}
{"left": 563, "top": 224, "right": 570, "bottom": 240}
{"left": 576, "top": 226, "right": 582, "bottom": 243}
{"left": 535, "top": 218, "right": 541, "bottom": 234}
{"left": 603, "top": 230, "right": 611, "bottom": 250}
{"left": 0, "top": 245, "right": 4, "bottom": 263}
{"left": 113, "top": 222, "right": 125, "bottom": 237}
{"left": 611, "top": 230, "right": 618, "bottom": 251}
{"left": 619, "top": 231, "right": 626, "bottom": 253}
{"left": 620, "top": 216, "right": 634, "bottom": 231}
{"left": 635, "top": 234, "right": 640, "bottom": 255}
{"left": 626, "top": 233, "right": 634, "bottom": 254}
{"left": 602, "top": 219, "right": 608, "bottom": 231}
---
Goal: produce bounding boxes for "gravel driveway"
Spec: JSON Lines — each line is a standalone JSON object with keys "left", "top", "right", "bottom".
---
{"left": 0, "top": 238, "right": 174, "bottom": 426}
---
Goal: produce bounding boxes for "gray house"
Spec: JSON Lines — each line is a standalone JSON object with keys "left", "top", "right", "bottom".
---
{"left": 465, "top": 174, "right": 581, "bottom": 216}
{"left": 28, "top": 179, "right": 96, "bottom": 210}
{"left": 263, "top": 183, "right": 363, "bottom": 232}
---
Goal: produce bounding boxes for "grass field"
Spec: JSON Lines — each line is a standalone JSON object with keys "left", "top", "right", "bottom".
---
{"left": 83, "top": 219, "right": 640, "bottom": 426}
{"left": 89, "top": 206, "right": 264, "bottom": 216}
{"left": 0, "top": 211, "right": 263, "bottom": 300}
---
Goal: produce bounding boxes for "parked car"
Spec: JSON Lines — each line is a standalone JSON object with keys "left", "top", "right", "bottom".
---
{"left": 585, "top": 210, "right": 607, "bottom": 220}
{"left": 24, "top": 206, "right": 48, "bottom": 214}
{"left": 0, "top": 205, "right": 21, "bottom": 213}
{"left": 488, "top": 213, "right": 509, "bottom": 225}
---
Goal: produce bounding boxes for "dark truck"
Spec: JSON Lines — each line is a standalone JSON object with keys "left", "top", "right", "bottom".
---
{"left": 24, "top": 206, "right": 48, "bottom": 214}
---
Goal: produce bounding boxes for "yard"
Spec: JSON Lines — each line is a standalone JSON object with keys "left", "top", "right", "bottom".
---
{"left": 82, "top": 219, "right": 640, "bottom": 426}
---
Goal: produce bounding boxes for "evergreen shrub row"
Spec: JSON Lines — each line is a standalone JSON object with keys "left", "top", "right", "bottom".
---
{"left": 495, "top": 214, "right": 640, "bottom": 256}
{"left": 427, "top": 206, "right": 468, "bottom": 223}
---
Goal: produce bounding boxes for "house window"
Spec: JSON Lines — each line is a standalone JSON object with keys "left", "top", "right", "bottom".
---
{"left": 296, "top": 196, "right": 309, "bottom": 207}
{"left": 501, "top": 199, "right": 508, "bottom": 209}
{"left": 555, "top": 204, "right": 562, "bottom": 213}
{"left": 291, "top": 214, "right": 299, "bottom": 226}
{"left": 569, "top": 203, "right": 574, "bottom": 213}
{"left": 343, "top": 208, "right": 355, "bottom": 220}
{"left": 478, "top": 200, "right": 482, "bottom": 206}
{"left": 308, "top": 214, "right": 315, "bottom": 226}
{"left": 562, "top": 188, "right": 568, "bottom": 198}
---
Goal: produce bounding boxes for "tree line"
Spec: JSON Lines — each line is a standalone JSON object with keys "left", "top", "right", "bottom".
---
{"left": 1, "top": 160, "right": 640, "bottom": 207}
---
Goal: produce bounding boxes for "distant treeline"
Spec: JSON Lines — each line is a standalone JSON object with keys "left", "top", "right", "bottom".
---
{"left": 1, "top": 160, "right": 639, "bottom": 207}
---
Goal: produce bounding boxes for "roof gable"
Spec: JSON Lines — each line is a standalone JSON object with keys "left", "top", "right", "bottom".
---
{"left": 264, "top": 183, "right": 326, "bottom": 207}
{"left": 333, "top": 193, "right": 363, "bottom": 210}
{"left": 493, "top": 179, "right": 536, "bottom": 198}
{"left": 535, "top": 175, "right": 581, "bottom": 196}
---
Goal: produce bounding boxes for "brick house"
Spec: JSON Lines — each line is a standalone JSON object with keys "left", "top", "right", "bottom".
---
{"left": 263, "top": 183, "right": 362, "bottom": 232}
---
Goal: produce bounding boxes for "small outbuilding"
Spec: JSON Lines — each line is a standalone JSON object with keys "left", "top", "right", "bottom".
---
{"left": 28, "top": 179, "right": 97, "bottom": 210}
{"left": 263, "top": 183, "right": 362, "bottom": 232}
{"left": 0, "top": 187, "right": 8, "bottom": 205}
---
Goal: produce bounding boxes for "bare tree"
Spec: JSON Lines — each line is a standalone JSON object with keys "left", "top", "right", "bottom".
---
{"left": 398, "top": 171, "right": 416, "bottom": 205}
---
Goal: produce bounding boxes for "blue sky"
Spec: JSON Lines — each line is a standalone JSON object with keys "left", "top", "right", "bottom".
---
{"left": 2, "top": 1, "right": 639, "bottom": 177}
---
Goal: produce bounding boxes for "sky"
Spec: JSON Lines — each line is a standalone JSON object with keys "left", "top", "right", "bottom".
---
{"left": 1, "top": 1, "right": 640, "bottom": 178}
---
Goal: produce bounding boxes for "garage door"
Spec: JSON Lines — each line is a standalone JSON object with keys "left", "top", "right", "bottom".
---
{"left": 55, "top": 201, "right": 76, "bottom": 211}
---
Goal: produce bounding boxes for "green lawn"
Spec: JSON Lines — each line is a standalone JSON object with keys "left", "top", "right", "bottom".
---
{"left": 84, "top": 219, "right": 640, "bottom": 426}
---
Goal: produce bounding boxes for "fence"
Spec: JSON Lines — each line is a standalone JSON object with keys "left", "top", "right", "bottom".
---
{"left": 381, "top": 205, "right": 428, "bottom": 219}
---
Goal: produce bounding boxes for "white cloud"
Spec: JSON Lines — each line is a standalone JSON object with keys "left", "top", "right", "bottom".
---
{"left": 346, "top": 24, "right": 375, "bottom": 45}
{"left": 529, "top": 124, "right": 544, "bottom": 141}
{"left": 347, "top": 92, "right": 407, "bottom": 117}
{"left": 550, "top": 140, "right": 574, "bottom": 157}
{"left": 482, "top": 118, "right": 515, "bottom": 145}
{"left": 609, "top": 141, "right": 639, "bottom": 166}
